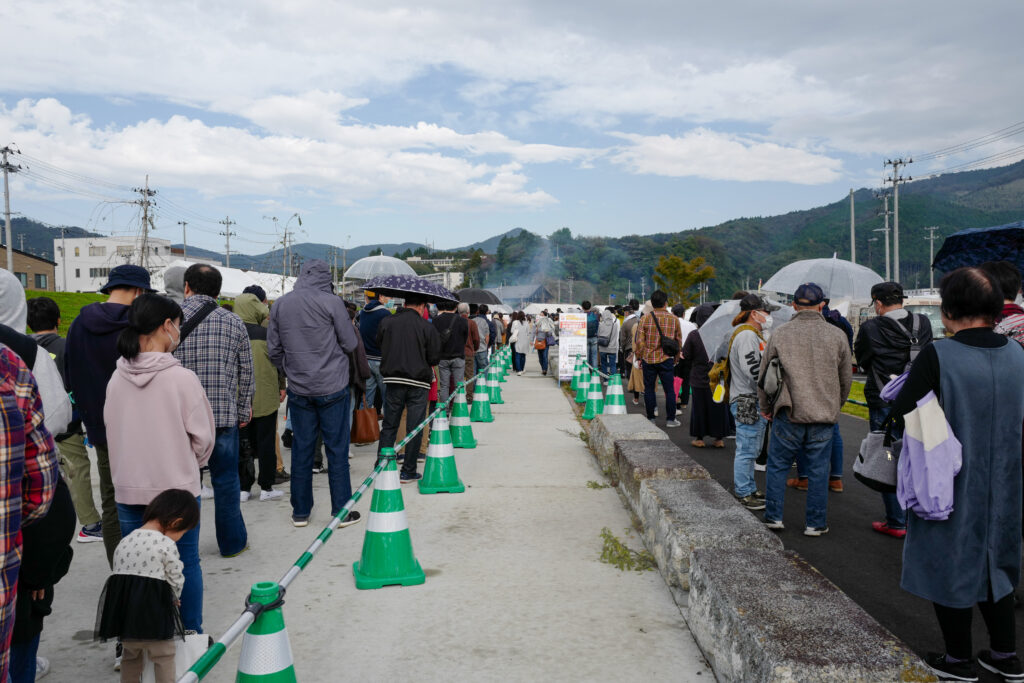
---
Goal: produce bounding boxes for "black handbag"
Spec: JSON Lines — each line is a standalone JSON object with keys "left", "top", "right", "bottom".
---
{"left": 650, "top": 313, "right": 680, "bottom": 357}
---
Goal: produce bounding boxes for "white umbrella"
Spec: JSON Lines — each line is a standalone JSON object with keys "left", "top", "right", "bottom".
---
{"left": 762, "top": 257, "right": 883, "bottom": 301}
{"left": 697, "top": 298, "right": 792, "bottom": 361}
{"left": 343, "top": 255, "right": 416, "bottom": 280}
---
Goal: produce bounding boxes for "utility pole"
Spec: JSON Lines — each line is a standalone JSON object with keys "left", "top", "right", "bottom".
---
{"left": 133, "top": 176, "right": 157, "bottom": 270}
{"left": 177, "top": 221, "right": 188, "bottom": 260}
{"left": 849, "top": 189, "right": 856, "bottom": 263}
{"left": 219, "top": 216, "right": 236, "bottom": 268}
{"left": 342, "top": 234, "right": 350, "bottom": 300}
{"left": 924, "top": 226, "right": 940, "bottom": 292}
{"left": 60, "top": 227, "right": 67, "bottom": 291}
{"left": 874, "top": 193, "right": 892, "bottom": 280}
{"left": 2, "top": 145, "right": 21, "bottom": 273}
{"left": 568, "top": 276, "right": 574, "bottom": 303}
{"left": 18, "top": 234, "right": 24, "bottom": 252}
{"left": 640, "top": 276, "right": 646, "bottom": 302}
{"left": 868, "top": 237, "right": 878, "bottom": 270}
{"left": 884, "top": 158, "right": 912, "bottom": 283}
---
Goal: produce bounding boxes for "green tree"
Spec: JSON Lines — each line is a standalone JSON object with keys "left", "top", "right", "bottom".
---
{"left": 653, "top": 255, "right": 715, "bottom": 306}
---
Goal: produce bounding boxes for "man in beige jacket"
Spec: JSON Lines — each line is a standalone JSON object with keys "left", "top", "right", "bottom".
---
{"left": 758, "top": 282, "right": 851, "bottom": 537}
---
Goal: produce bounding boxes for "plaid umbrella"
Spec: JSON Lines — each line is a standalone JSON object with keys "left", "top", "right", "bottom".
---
{"left": 932, "top": 220, "right": 1024, "bottom": 274}
{"left": 362, "top": 274, "right": 458, "bottom": 303}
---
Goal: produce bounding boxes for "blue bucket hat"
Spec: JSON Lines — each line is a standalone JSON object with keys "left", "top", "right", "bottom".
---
{"left": 100, "top": 264, "right": 154, "bottom": 294}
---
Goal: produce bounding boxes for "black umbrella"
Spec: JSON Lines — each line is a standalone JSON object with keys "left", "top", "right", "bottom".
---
{"left": 455, "top": 287, "right": 503, "bottom": 305}
{"left": 932, "top": 220, "right": 1024, "bottom": 273}
{"left": 362, "top": 274, "right": 458, "bottom": 304}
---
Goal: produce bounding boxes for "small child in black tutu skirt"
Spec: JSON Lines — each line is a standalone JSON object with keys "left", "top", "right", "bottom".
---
{"left": 95, "top": 489, "right": 200, "bottom": 683}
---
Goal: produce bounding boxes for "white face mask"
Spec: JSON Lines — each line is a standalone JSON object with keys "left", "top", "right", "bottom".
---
{"left": 759, "top": 313, "right": 774, "bottom": 331}
{"left": 166, "top": 322, "right": 181, "bottom": 352}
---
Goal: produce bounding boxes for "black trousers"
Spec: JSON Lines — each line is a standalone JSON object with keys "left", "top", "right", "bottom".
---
{"left": 933, "top": 592, "right": 1016, "bottom": 659}
{"left": 378, "top": 383, "right": 428, "bottom": 476}
{"left": 241, "top": 412, "right": 278, "bottom": 491}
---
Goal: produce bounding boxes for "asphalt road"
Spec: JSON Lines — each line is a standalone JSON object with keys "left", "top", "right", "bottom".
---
{"left": 625, "top": 392, "right": 1024, "bottom": 677}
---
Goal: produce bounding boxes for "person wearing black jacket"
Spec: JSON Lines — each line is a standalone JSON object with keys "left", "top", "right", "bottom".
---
{"left": 8, "top": 477, "right": 75, "bottom": 682}
{"left": 854, "top": 281, "right": 933, "bottom": 538}
{"left": 377, "top": 295, "right": 442, "bottom": 483}
{"left": 433, "top": 301, "right": 468, "bottom": 403}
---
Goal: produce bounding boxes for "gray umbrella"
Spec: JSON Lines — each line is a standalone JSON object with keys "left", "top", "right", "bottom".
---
{"left": 343, "top": 255, "right": 416, "bottom": 280}
{"left": 762, "top": 257, "right": 883, "bottom": 301}
{"left": 698, "top": 298, "right": 792, "bottom": 361}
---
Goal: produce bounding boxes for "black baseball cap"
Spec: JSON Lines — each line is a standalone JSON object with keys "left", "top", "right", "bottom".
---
{"left": 739, "top": 294, "right": 780, "bottom": 312}
{"left": 870, "top": 281, "right": 905, "bottom": 304}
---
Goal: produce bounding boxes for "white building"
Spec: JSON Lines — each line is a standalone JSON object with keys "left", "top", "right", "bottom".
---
{"left": 54, "top": 236, "right": 176, "bottom": 292}
{"left": 422, "top": 271, "right": 464, "bottom": 291}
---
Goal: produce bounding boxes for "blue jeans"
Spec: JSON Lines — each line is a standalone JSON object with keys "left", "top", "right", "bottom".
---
{"left": 117, "top": 499, "right": 203, "bottom": 632}
{"left": 869, "top": 404, "right": 906, "bottom": 529}
{"left": 794, "top": 422, "right": 843, "bottom": 479}
{"left": 475, "top": 351, "right": 489, "bottom": 375}
{"left": 600, "top": 352, "right": 617, "bottom": 377}
{"left": 641, "top": 359, "right": 676, "bottom": 421}
{"left": 731, "top": 402, "right": 767, "bottom": 498}
{"left": 365, "top": 359, "right": 385, "bottom": 408}
{"left": 8, "top": 634, "right": 39, "bottom": 683}
{"left": 288, "top": 387, "right": 353, "bottom": 519}
{"left": 513, "top": 352, "right": 526, "bottom": 372}
{"left": 537, "top": 347, "right": 549, "bottom": 373}
{"left": 587, "top": 338, "right": 599, "bottom": 370}
{"left": 209, "top": 427, "right": 248, "bottom": 556}
{"left": 765, "top": 410, "right": 834, "bottom": 528}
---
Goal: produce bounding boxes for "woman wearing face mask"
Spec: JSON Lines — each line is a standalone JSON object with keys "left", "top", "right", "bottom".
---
{"left": 104, "top": 294, "right": 216, "bottom": 633}
{"left": 727, "top": 294, "right": 776, "bottom": 511}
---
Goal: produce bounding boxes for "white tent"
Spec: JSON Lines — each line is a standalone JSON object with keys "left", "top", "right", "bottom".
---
{"left": 153, "top": 260, "right": 297, "bottom": 300}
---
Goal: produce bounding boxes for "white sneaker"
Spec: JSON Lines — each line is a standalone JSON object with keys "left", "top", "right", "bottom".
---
{"left": 201, "top": 486, "right": 214, "bottom": 499}
{"left": 240, "top": 491, "right": 251, "bottom": 502}
{"left": 36, "top": 656, "right": 50, "bottom": 679}
{"left": 259, "top": 489, "right": 284, "bottom": 501}
{"left": 754, "top": 463, "right": 767, "bottom": 472}
{"left": 665, "top": 419, "right": 681, "bottom": 427}
{"left": 113, "top": 642, "right": 123, "bottom": 671}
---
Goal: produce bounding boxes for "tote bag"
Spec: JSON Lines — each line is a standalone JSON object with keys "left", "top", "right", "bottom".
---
{"left": 352, "top": 396, "right": 380, "bottom": 444}
{"left": 142, "top": 632, "right": 209, "bottom": 683}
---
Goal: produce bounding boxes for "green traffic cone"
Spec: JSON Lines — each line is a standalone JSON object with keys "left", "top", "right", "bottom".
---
{"left": 352, "top": 453, "right": 425, "bottom": 590}
{"left": 603, "top": 373, "right": 627, "bottom": 415}
{"left": 488, "top": 363, "right": 504, "bottom": 404}
{"left": 449, "top": 384, "right": 478, "bottom": 448}
{"left": 498, "top": 352, "right": 509, "bottom": 382}
{"left": 575, "top": 366, "right": 590, "bottom": 403}
{"left": 581, "top": 374, "right": 605, "bottom": 420}
{"left": 419, "top": 409, "right": 465, "bottom": 494}
{"left": 236, "top": 582, "right": 297, "bottom": 682}
{"left": 570, "top": 356, "right": 583, "bottom": 391}
{"left": 470, "top": 374, "right": 494, "bottom": 422}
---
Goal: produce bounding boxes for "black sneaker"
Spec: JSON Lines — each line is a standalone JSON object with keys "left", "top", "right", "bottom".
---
{"left": 978, "top": 650, "right": 1024, "bottom": 680}
{"left": 751, "top": 490, "right": 766, "bottom": 501}
{"left": 281, "top": 429, "right": 293, "bottom": 448}
{"left": 737, "top": 494, "right": 766, "bottom": 511}
{"left": 925, "top": 653, "right": 978, "bottom": 681}
{"left": 275, "top": 469, "right": 291, "bottom": 484}
{"left": 336, "top": 511, "right": 362, "bottom": 529}
{"left": 400, "top": 472, "right": 422, "bottom": 484}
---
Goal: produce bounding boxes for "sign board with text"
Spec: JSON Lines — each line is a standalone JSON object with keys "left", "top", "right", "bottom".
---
{"left": 558, "top": 312, "right": 587, "bottom": 381}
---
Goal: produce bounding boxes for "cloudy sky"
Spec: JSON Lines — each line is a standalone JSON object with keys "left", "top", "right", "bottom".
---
{"left": 2, "top": 0, "right": 1021, "bottom": 254}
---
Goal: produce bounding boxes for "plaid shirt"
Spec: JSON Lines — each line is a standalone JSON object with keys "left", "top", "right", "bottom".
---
{"left": 175, "top": 295, "right": 254, "bottom": 428}
{"left": 0, "top": 344, "right": 58, "bottom": 678}
{"left": 635, "top": 309, "right": 682, "bottom": 365}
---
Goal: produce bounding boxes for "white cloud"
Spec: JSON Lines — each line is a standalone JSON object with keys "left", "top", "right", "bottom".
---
{"left": 610, "top": 129, "right": 842, "bottom": 184}
{"left": 0, "top": 98, "right": 566, "bottom": 210}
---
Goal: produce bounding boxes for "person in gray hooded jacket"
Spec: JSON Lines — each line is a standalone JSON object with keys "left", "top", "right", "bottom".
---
{"left": 268, "top": 260, "right": 362, "bottom": 529}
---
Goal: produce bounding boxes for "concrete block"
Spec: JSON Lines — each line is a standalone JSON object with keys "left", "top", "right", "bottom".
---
{"left": 638, "top": 479, "right": 781, "bottom": 600}
{"left": 614, "top": 440, "right": 711, "bottom": 514}
{"left": 687, "top": 548, "right": 933, "bottom": 682}
{"left": 587, "top": 414, "right": 668, "bottom": 471}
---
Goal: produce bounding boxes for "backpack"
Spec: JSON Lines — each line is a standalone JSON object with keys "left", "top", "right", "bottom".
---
{"left": 707, "top": 324, "right": 760, "bottom": 404}
{"left": 586, "top": 311, "right": 599, "bottom": 337}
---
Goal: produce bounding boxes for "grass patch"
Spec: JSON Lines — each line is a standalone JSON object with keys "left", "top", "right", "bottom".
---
{"left": 842, "top": 380, "right": 869, "bottom": 421}
{"left": 586, "top": 480, "right": 611, "bottom": 489}
{"left": 24, "top": 290, "right": 107, "bottom": 335}
{"left": 599, "top": 527, "right": 656, "bottom": 572}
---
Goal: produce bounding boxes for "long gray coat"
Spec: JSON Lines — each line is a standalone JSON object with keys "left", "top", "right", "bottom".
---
{"left": 901, "top": 338, "right": 1024, "bottom": 608}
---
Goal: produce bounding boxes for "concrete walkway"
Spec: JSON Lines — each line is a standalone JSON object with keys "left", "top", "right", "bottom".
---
{"left": 41, "top": 352, "right": 710, "bottom": 682}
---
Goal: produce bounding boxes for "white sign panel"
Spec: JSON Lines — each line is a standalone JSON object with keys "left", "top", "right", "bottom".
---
{"left": 558, "top": 312, "right": 588, "bottom": 381}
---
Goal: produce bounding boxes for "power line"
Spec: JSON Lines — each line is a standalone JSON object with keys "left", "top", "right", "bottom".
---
{"left": 917, "top": 120, "right": 1024, "bottom": 161}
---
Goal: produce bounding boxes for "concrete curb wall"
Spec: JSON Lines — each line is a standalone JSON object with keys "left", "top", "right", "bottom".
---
{"left": 688, "top": 549, "right": 933, "bottom": 682}
{"left": 588, "top": 414, "right": 668, "bottom": 472}
{"left": 561, "top": 375, "right": 934, "bottom": 682}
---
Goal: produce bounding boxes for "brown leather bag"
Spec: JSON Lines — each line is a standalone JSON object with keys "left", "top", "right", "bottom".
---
{"left": 352, "top": 396, "right": 380, "bottom": 444}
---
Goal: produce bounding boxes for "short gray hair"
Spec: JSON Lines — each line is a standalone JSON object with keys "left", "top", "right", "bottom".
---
{"left": 456, "top": 302, "right": 470, "bottom": 315}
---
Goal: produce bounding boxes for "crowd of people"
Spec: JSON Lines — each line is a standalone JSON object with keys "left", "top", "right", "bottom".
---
{"left": 1, "top": 255, "right": 1024, "bottom": 681}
